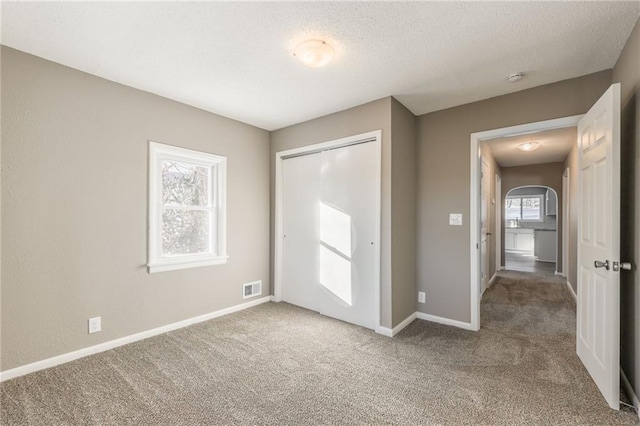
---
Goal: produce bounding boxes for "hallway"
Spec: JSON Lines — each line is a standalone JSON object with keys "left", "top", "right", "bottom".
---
{"left": 505, "top": 251, "right": 557, "bottom": 276}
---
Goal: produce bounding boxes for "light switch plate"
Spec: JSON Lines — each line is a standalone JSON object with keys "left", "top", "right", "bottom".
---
{"left": 418, "top": 291, "right": 426, "bottom": 303}
{"left": 88, "top": 317, "right": 101, "bottom": 334}
{"left": 449, "top": 213, "right": 463, "bottom": 226}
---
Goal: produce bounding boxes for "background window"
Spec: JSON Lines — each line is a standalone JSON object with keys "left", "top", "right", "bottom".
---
{"left": 505, "top": 195, "right": 543, "bottom": 221}
{"left": 148, "top": 142, "right": 227, "bottom": 273}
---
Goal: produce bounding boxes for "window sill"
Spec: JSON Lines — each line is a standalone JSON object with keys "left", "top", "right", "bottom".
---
{"left": 147, "top": 256, "right": 229, "bottom": 273}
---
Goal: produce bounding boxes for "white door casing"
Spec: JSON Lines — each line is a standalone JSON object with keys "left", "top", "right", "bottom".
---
{"left": 495, "top": 175, "right": 502, "bottom": 272}
{"left": 576, "top": 83, "right": 621, "bottom": 410}
{"left": 563, "top": 168, "right": 570, "bottom": 277}
{"left": 469, "top": 115, "right": 583, "bottom": 331}
{"left": 481, "top": 159, "right": 490, "bottom": 293}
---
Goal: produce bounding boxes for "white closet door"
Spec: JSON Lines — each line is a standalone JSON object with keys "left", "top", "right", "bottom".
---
{"left": 280, "top": 140, "right": 379, "bottom": 330}
{"left": 316, "top": 142, "right": 378, "bottom": 329}
{"left": 281, "top": 152, "right": 322, "bottom": 312}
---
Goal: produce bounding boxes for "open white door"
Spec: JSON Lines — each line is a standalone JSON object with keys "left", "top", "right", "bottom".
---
{"left": 576, "top": 83, "right": 621, "bottom": 409}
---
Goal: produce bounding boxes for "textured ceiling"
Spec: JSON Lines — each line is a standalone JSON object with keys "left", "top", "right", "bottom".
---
{"left": 2, "top": 2, "right": 639, "bottom": 130}
{"left": 484, "top": 127, "right": 577, "bottom": 168}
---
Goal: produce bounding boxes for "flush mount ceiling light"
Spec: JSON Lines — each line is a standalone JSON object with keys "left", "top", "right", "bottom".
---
{"left": 518, "top": 141, "right": 540, "bottom": 152}
{"left": 293, "top": 40, "right": 335, "bottom": 68}
{"left": 508, "top": 72, "right": 524, "bottom": 83}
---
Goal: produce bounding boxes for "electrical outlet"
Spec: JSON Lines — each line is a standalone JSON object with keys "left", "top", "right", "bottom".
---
{"left": 418, "top": 291, "right": 426, "bottom": 304}
{"left": 88, "top": 317, "right": 101, "bottom": 334}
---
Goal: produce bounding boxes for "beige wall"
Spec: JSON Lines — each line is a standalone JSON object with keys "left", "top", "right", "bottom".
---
{"left": 479, "top": 143, "right": 501, "bottom": 281}
{"left": 391, "top": 98, "right": 417, "bottom": 325}
{"left": 1, "top": 47, "right": 271, "bottom": 371}
{"left": 269, "top": 97, "right": 418, "bottom": 329}
{"left": 270, "top": 97, "right": 394, "bottom": 328}
{"left": 417, "top": 70, "right": 611, "bottom": 323}
{"left": 500, "top": 162, "right": 565, "bottom": 272}
{"left": 613, "top": 17, "right": 640, "bottom": 403}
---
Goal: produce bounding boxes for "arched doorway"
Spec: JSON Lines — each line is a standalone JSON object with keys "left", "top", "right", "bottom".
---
{"left": 504, "top": 185, "right": 558, "bottom": 275}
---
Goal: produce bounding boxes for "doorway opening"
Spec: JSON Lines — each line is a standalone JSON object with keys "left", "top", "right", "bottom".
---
{"left": 504, "top": 185, "right": 558, "bottom": 276}
{"left": 470, "top": 84, "right": 622, "bottom": 411}
{"left": 469, "top": 115, "right": 582, "bottom": 331}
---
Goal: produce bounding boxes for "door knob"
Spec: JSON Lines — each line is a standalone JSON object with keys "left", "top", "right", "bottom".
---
{"left": 594, "top": 260, "right": 610, "bottom": 270}
{"left": 612, "top": 261, "right": 632, "bottom": 272}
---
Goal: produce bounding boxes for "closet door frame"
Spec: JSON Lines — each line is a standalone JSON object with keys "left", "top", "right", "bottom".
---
{"left": 274, "top": 130, "right": 382, "bottom": 331}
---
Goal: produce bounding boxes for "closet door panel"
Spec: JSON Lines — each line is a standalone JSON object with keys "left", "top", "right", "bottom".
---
{"left": 281, "top": 152, "right": 322, "bottom": 312}
{"left": 316, "top": 141, "right": 379, "bottom": 329}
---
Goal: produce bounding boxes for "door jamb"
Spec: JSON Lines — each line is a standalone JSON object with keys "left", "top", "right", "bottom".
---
{"left": 274, "top": 130, "right": 382, "bottom": 332}
{"left": 480, "top": 157, "right": 490, "bottom": 294}
{"left": 469, "top": 115, "right": 583, "bottom": 331}
{"left": 495, "top": 174, "right": 502, "bottom": 273}
{"left": 563, "top": 169, "right": 570, "bottom": 277}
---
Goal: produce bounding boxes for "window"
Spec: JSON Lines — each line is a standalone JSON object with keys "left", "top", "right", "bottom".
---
{"left": 148, "top": 142, "right": 227, "bottom": 273}
{"left": 505, "top": 195, "right": 543, "bottom": 222}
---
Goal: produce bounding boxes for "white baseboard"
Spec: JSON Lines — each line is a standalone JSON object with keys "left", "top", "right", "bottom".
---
{"left": 566, "top": 281, "right": 577, "bottom": 302}
{"left": 621, "top": 368, "right": 640, "bottom": 419}
{"left": 376, "top": 312, "right": 417, "bottom": 337}
{"left": 554, "top": 271, "right": 563, "bottom": 276}
{"left": 479, "top": 273, "right": 498, "bottom": 297}
{"left": 416, "top": 312, "right": 475, "bottom": 331}
{"left": 0, "top": 296, "right": 272, "bottom": 383}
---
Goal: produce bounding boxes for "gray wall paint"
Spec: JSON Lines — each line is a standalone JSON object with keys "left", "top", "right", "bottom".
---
{"left": 508, "top": 187, "right": 550, "bottom": 196}
{"left": 613, "top": 16, "right": 640, "bottom": 404}
{"left": 1, "top": 47, "right": 271, "bottom": 371}
{"left": 417, "top": 71, "right": 611, "bottom": 323}
{"left": 269, "top": 98, "right": 394, "bottom": 328}
{"left": 391, "top": 98, "right": 417, "bottom": 326}
{"left": 500, "top": 163, "right": 564, "bottom": 271}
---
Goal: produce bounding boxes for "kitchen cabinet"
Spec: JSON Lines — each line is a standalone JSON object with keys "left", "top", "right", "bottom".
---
{"left": 545, "top": 189, "right": 557, "bottom": 216}
{"left": 535, "top": 230, "right": 556, "bottom": 262}
{"left": 505, "top": 228, "right": 534, "bottom": 254}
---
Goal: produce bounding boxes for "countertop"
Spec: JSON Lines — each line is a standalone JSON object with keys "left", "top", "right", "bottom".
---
{"left": 506, "top": 227, "right": 556, "bottom": 231}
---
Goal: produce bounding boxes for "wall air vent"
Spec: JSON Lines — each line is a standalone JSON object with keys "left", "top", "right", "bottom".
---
{"left": 243, "top": 281, "right": 262, "bottom": 299}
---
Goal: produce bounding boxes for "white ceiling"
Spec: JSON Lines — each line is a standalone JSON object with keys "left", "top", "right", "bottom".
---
{"left": 484, "top": 127, "right": 577, "bottom": 168}
{"left": 2, "top": 2, "right": 639, "bottom": 131}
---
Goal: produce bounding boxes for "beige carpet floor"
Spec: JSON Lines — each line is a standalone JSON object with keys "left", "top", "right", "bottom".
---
{"left": 1, "top": 271, "right": 638, "bottom": 425}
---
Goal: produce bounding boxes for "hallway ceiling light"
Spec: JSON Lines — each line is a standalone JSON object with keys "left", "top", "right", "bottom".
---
{"left": 518, "top": 141, "right": 540, "bottom": 152}
{"left": 508, "top": 72, "right": 524, "bottom": 83}
{"left": 293, "top": 40, "right": 335, "bottom": 68}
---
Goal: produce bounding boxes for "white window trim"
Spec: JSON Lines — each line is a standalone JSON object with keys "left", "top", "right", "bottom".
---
{"left": 505, "top": 194, "right": 544, "bottom": 223}
{"left": 148, "top": 141, "right": 227, "bottom": 273}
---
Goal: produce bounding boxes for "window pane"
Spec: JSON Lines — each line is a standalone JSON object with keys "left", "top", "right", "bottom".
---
{"left": 505, "top": 198, "right": 521, "bottom": 220}
{"left": 522, "top": 197, "right": 541, "bottom": 220}
{"left": 162, "top": 160, "right": 210, "bottom": 207}
{"left": 162, "top": 209, "right": 211, "bottom": 256}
